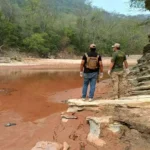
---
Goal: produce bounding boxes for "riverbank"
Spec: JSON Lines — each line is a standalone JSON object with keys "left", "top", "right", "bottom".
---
{"left": 1, "top": 55, "right": 147, "bottom": 150}
{"left": 0, "top": 55, "right": 141, "bottom": 69}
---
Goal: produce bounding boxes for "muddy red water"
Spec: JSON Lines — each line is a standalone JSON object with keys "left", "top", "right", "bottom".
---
{"left": 0, "top": 68, "right": 110, "bottom": 122}
{"left": 0, "top": 69, "right": 84, "bottom": 121}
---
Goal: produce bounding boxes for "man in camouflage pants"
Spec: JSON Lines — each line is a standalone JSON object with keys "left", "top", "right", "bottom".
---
{"left": 108, "top": 43, "right": 130, "bottom": 99}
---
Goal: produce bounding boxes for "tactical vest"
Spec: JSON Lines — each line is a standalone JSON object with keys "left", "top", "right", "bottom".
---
{"left": 85, "top": 53, "right": 99, "bottom": 69}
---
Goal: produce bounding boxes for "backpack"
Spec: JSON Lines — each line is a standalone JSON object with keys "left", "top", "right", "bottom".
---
{"left": 85, "top": 53, "right": 99, "bottom": 69}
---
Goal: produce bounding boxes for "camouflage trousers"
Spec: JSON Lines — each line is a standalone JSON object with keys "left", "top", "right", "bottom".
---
{"left": 110, "top": 71, "right": 127, "bottom": 99}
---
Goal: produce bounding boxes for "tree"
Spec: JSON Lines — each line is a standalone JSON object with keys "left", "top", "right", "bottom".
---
{"left": 130, "top": 0, "right": 150, "bottom": 10}
{"left": 0, "top": 11, "right": 21, "bottom": 46}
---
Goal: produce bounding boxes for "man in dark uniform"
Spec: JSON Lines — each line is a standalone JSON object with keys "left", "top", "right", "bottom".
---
{"left": 80, "top": 44, "right": 103, "bottom": 101}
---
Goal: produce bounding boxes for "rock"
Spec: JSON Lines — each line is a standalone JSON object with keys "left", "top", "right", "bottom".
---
{"left": 0, "top": 57, "right": 11, "bottom": 63}
{"left": 61, "top": 114, "right": 78, "bottom": 119}
{"left": 137, "top": 75, "right": 150, "bottom": 82}
{"left": 86, "top": 116, "right": 112, "bottom": 138}
{"left": 113, "top": 107, "right": 150, "bottom": 135}
{"left": 119, "top": 95, "right": 150, "bottom": 100}
{"left": 108, "top": 122, "right": 122, "bottom": 133}
{"left": 48, "top": 53, "right": 55, "bottom": 59}
{"left": 11, "top": 56, "right": 22, "bottom": 61}
{"left": 4, "top": 122, "right": 16, "bottom": 127}
{"left": 67, "top": 106, "right": 83, "bottom": 113}
{"left": 131, "top": 90, "right": 150, "bottom": 95}
{"left": 143, "top": 43, "right": 150, "bottom": 55}
{"left": 127, "top": 35, "right": 150, "bottom": 97}
{"left": 137, "top": 81, "right": 150, "bottom": 86}
{"left": 61, "top": 112, "right": 78, "bottom": 122}
{"left": 79, "top": 142, "right": 86, "bottom": 150}
{"left": 86, "top": 116, "right": 112, "bottom": 147}
{"left": 62, "top": 118, "right": 68, "bottom": 123}
{"left": 112, "top": 106, "right": 150, "bottom": 150}
{"left": 63, "top": 142, "right": 70, "bottom": 150}
{"left": 87, "top": 135, "right": 106, "bottom": 147}
{"left": 67, "top": 96, "right": 150, "bottom": 112}
{"left": 31, "top": 141, "right": 63, "bottom": 150}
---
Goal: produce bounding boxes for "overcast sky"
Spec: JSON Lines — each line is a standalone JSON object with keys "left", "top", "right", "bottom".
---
{"left": 91, "top": 0, "right": 150, "bottom": 15}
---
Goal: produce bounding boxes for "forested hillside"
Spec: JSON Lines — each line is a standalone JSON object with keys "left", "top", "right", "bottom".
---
{"left": 0, "top": 0, "right": 149, "bottom": 57}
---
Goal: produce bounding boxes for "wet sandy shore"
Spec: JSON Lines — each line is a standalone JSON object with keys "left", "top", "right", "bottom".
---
{"left": 0, "top": 55, "right": 141, "bottom": 69}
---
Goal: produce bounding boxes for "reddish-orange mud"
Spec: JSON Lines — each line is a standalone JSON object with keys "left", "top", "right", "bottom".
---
{"left": 0, "top": 111, "right": 125, "bottom": 150}
{"left": 0, "top": 67, "right": 114, "bottom": 150}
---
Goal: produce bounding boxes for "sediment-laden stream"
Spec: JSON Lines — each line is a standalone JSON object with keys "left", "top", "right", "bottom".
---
{"left": 0, "top": 69, "right": 83, "bottom": 121}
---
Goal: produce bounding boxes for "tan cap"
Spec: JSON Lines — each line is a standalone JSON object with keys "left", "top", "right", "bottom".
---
{"left": 112, "top": 43, "right": 120, "bottom": 48}
{"left": 90, "top": 44, "right": 96, "bottom": 48}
